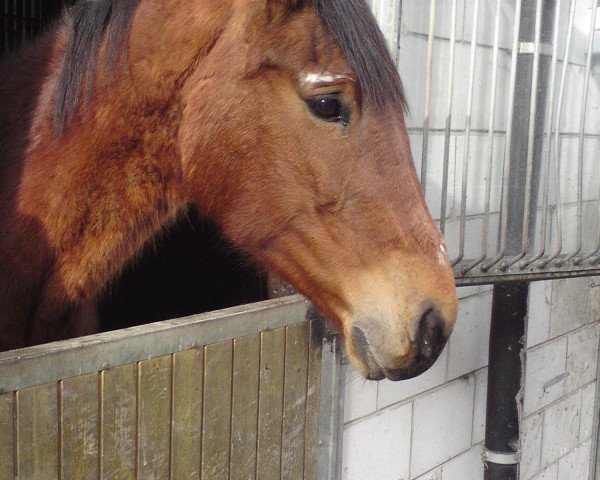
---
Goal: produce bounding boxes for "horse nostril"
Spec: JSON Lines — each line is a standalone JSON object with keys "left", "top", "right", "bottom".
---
{"left": 352, "top": 324, "right": 373, "bottom": 365}
{"left": 417, "top": 309, "right": 447, "bottom": 362}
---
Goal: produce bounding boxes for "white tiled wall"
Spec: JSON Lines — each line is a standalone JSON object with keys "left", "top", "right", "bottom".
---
{"left": 341, "top": 278, "right": 600, "bottom": 480}
{"left": 342, "top": 3, "right": 600, "bottom": 479}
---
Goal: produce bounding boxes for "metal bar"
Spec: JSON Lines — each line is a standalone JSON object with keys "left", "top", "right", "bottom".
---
{"left": 537, "top": 0, "right": 576, "bottom": 269}
{"left": 0, "top": 295, "right": 310, "bottom": 394}
{"left": 591, "top": 311, "right": 600, "bottom": 479}
{"left": 482, "top": 0, "right": 523, "bottom": 272}
{"left": 462, "top": 0, "right": 503, "bottom": 274}
{"left": 520, "top": 0, "right": 562, "bottom": 268}
{"left": 454, "top": 265, "right": 600, "bottom": 286}
{"left": 484, "top": 283, "right": 528, "bottom": 480}
{"left": 316, "top": 310, "right": 344, "bottom": 480}
{"left": 500, "top": 0, "right": 545, "bottom": 270}
{"left": 439, "top": 0, "right": 458, "bottom": 235}
{"left": 573, "top": 2, "right": 600, "bottom": 265}
{"left": 453, "top": 0, "right": 480, "bottom": 266}
{"left": 420, "top": 0, "right": 436, "bottom": 194}
{"left": 559, "top": 0, "right": 598, "bottom": 267}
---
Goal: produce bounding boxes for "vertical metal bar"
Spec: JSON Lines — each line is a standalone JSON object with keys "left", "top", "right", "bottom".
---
{"left": 14, "top": 390, "right": 19, "bottom": 480}
{"left": 98, "top": 371, "right": 104, "bottom": 480}
{"left": 439, "top": 0, "right": 458, "bottom": 235}
{"left": 573, "top": 2, "right": 600, "bottom": 265}
{"left": 591, "top": 318, "right": 600, "bottom": 478}
{"left": 558, "top": 0, "right": 598, "bottom": 266}
{"left": 538, "top": 0, "right": 576, "bottom": 268}
{"left": 135, "top": 362, "right": 141, "bottom": 480}
{"left": 500, "top": 0, "right": 545, "bottom": 270}
{"left": 168, "top": 355, "right": 175, "bottom": 480}
{"left": 453, "top": 0, "right": 481, "bottom": 265}
{"left": 420, "top": 0, "right": 436, "bottom": 194}
{"left": 482, "top": 0, "right": 523, "bottom": 271}
{"left": 58, "top": 380, "right": 63, "bottom": 480}
{"left": 316, "top": 328, "right": 344, "bottom": 480}
{"left": 462, "top": 0, "right": 503, "bottom": 273}
{"left": 521, "top": 0, "right": 562, "bottom": 268}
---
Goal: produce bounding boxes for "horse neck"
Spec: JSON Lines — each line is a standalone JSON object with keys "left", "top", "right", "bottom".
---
{"left": 0, "top": 23, "right": 189, "bottom": 317}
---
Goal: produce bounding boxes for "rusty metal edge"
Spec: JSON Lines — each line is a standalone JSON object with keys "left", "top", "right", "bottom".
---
{"left": 0, "top": 295, "right": 310, "bottom": 393}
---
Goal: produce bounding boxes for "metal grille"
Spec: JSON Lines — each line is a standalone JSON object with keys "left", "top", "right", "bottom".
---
{"left": 373, "top": 0, "right": 600, "bottom": 285}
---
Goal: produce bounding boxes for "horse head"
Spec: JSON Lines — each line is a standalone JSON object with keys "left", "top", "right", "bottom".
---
{"left": 165, "top": 0, "right": 458, "bottom": 380}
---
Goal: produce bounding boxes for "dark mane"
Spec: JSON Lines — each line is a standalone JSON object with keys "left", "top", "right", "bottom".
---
{"left": 54, "top": 0, "right": 405, "bottom": 133}
{"left": 54, "top": 0, "right": 138, "bottom": 133}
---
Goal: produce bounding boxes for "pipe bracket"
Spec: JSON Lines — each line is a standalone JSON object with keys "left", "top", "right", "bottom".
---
{"left": 483, "top": 448, "right": 520, "bottom": 465}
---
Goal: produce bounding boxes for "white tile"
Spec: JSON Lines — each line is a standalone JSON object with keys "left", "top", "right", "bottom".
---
{"left": 541, "top": 391, "right": 582, "bottom": 468}
{"left": 528, "top": 463, "right": 558, "bottom": 480}
{"left": 463, "top": 0, "right": 516, "bottom": 50}
{"left": 523, "top": 338, "right": 567, "bottom": 416}
{"left": 471, "top": 368, "right": 487, "bottom": 445}
{"left": 457, "top": 285, "right": 492, "bottom": 300}
{"left": 378, "top": 346, "right": 448, "bottom": 409}
{"left": 590, "top": 285, "right": 600, "bottom": 323}
{"left": 344, "top": 367, "right": 378, "bottom": 423}
{"left": 410, "top": 377, "right": 475, "bottom": 477}
{"left": 440, "top": 444, "right": 484, "bottom": 480}
{"left": 526, "top": 281, "right": 553, "bottom": 348}
{"left": 443, "top": 214, "right": 500, "bottom": 267}
{"left": 579, "top": 382, "right": 596, "bottom": 442}
{"left": 414, "top": 467, "right": 442, "bottom": 480}
{"left": 557, "top": 137, "right": 600, "bottom": 204}
{"left": 410, "top": 132, "right": 458, "bottom": 219}
{"left": 552, "top": 203, "right": 600, "bottom": 262}
{"left": 446, "top": 293, "right": 492, "bottom": 380}
{"left": 557, "top": 439, "right": 592, "bottom": 480}
{"left": 454, "top": 133, "right": 505, "bottom": 216}
{"left": 549, "top": 278, "right": 591, "bottom": 339}
{"left": 401, "top": 0, "right": 466, "bottom": 40}
{"left": 342, "top": 403, "right": 412, "bottom": 480}
{"left": 521, "top": 412, "right": 544, "bottom": 480}
{"left": 565, "top": 325, "right": 599, "bottom": 393}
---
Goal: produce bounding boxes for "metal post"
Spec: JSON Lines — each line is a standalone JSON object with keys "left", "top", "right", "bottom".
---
{"left": 484, "top": 282, "right": 528, "bottom": 480}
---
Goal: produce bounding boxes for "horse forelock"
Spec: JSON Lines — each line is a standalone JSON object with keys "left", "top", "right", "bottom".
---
{"left": 314, "top": 0, "right": 407, "bottom": 113}
{"left": 53, "top": 0, "right": 406, "bottom": 135}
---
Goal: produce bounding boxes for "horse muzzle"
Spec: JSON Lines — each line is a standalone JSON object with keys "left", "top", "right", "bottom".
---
{"left": 349, "top": 309, "right": 449, "bottom": 381}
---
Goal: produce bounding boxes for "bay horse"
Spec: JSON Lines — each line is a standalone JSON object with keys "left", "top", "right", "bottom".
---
{"left": 0, "top": 0, "right": 457, "bottom": 381}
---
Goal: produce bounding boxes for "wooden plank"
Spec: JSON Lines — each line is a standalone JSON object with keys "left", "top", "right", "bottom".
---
{"left": 102, "top": 364, "right": 137, "bottom": 480}
{"left": 62, "top": 373, "right": 99, "bottom": 480}
{"left": 0, "top": 392, "right": 14, "bottom": 479}
{"left": 256, "top": 328, "right": 286, "bottom": 480}
{"left": 304, "top": 321, "right": 323, "bottom": 480}
{"left": 172, "top": 348, "right": 203, "bottom": 480}
{"left": 0, "top": 296, "right": 309, "bottom": 394}
{"left": 201, "top": 341, "right": 233, "bottom": 480}
{"left": 229, "top": 334, "right": 260, "bottom": 480}
{"left": 139, "top": 356, "right": 172, "bottom": 479}
{"left": 17, "top": 382, "right": 58, "bottom": 480}
{"left": 281, "top": 323, "right": 310, "bottom": 479}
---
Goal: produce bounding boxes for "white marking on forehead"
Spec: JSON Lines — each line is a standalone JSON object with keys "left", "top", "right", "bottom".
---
{"left": 301, "top": 72, "right": 352, "bottom": 87}
{"left": 437, "top": 243, "right": 449, "bottom": 265}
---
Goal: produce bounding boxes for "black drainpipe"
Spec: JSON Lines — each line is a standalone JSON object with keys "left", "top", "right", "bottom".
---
{"left": 483, "top": 0, "right": 555, "bottom": 476}
{"left": 484, "top": 282, "right": 528, "bottom": 479}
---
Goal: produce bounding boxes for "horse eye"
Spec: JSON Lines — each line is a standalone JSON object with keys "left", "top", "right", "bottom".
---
{"left": 306, "top": 95, "right": 346, "bottom": 123}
